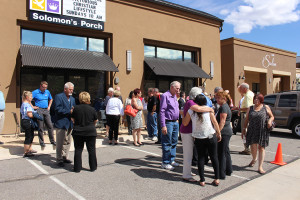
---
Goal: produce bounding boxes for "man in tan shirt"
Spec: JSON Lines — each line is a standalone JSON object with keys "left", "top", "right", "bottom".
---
{"left": 239, "top": 83, "right": 254, "bottom": 155}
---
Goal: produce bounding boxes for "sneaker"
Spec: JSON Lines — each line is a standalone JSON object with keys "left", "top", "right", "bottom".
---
{"left": 171, "top": 161, "right": 180, "bottom": 167}
{"left": 152, "top": 136, "right": 158, "bottom": 141}
{"left": 161, "top": 163, "right": 174, "bottom": 170}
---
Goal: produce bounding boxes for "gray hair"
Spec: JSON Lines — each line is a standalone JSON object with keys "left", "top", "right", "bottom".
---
{"left": 240, "top": 83, "right": 249, "bottom": 90}
{"left": 189, "top": 87, "right": 202, "bottom": 100}
{"left": 64, "top": 82, "right": 74, "bottom": 89}
{"left": 170, "top": 81, "right": 181, "bottom": 88}
{"left": 108, "top": 87, "right": 114, "bottom": 93}
{"left": 214, "top": 87, "right": 223, "bottom": 94}
{"left": 154, "top": 88, "right": 159, "bottom": 92}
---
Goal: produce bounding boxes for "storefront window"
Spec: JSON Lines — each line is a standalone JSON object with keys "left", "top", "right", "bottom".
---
{"left": 88, "top": 72, "right": 105, "bottom": 100}
{"left": 144, "top": 46, "right": 155, "bottom": 57}
{"left": 21, "top": 29, "right": 43, "bottom": 46}
{"left": 184, "top": 51, "right": 192, "bottom": 62}
{"left": 21, "top": 29, "right": 105, "bottom": 52}
{"left": 89, "top": 38, "right": 104, "bottom": 52}
{"left": 45, "top": 33, "right": 87, "bottom": 50}
{"left": 157, "top": 47, "right": 182, "bottom": 60}
{"left": 47, "top": 74, "right": 65, "bottom": 97}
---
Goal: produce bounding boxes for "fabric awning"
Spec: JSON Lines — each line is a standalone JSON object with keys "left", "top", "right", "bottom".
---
{"left": 144, "top": 57, "right": 210, "bottom": 78}
{"left": 20, "top": 44, "right": 119, "bottom": 72}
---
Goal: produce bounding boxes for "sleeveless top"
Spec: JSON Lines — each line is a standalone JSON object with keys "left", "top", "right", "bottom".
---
{"left": 188, "top": 109, "right": 215, "bottom": 139}
{"left": 246, "top": 105, "right": 269, "bottom": 147}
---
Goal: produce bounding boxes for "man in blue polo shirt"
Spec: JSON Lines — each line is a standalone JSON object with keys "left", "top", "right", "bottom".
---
{"left": 32, "top": 81, "right": 56, "bottom": 148}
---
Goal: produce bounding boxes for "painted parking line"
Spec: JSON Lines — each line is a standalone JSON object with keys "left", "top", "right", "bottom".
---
{"left": 26, "top": 158, "right": 86, "bottom": 200}
{"left": 122, "top": 146, "right": 251, "bottom": 181}
{"left": 230, "top": 144, "right": 299, "bottom": 158}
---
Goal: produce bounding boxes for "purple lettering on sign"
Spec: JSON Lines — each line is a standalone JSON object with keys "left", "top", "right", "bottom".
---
{"left": 47, "top": 0, "right": 59, "bottom": 13}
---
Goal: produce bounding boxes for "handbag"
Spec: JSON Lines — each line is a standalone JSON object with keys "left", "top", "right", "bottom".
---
{"left": 265, "top": 105, "right": 275, "bottom": 131}
{"left": 124, "top": 105, "right": 138, "bottom": 117}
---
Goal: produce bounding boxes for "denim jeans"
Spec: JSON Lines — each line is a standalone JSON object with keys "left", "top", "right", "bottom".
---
{"left": 162, "top": 121, "right": 179, "bottom": 164}
{"left": 147, "top": 112, "right": 157, "bottom": 138}
{"left": 157, "top": 114, "right": 162, "bottom": 143}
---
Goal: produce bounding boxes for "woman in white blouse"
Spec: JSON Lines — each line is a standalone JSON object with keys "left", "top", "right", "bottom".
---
{"left": 105, "top": 90, "right": 124, "bottom": 145}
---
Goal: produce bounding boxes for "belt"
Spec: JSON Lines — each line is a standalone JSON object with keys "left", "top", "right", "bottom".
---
{"left": 166, "top": 119, "right": 177, "bottom": 122}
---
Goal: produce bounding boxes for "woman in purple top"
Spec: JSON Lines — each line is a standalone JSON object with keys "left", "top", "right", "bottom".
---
{"left": 180, "top": 87, "right": 213, "bottom": 182}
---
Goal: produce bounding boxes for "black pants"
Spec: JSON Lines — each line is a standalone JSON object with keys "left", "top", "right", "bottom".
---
{"left": 218, "top": 135, "right": 233, "bottom": 178}
{"left": 73, "top": 135, "right": 97, "bottom": 172}
{"left": 126, "top": 115, "right": 132, "bottom": 135}
{"left": 106, "top": 114, "right": 120, "bottom": 141}
{"left": 21, "top": 119, "right": 34, "bottom": 145}
{"left": 195, "top": 135, "right": 219, "bottom": 182}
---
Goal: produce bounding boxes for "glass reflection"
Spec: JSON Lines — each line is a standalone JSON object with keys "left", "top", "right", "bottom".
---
{"left": 157, "top": 47, "right": 182, "bottom": 60}
{"left": 45, "top": 33, "right": 87, "bottom": 50}
{"left": 144, "top": 46, "right": 155, "bottom": 57}
{"left": 21, "top": 29, "right": 43, "bottom": 46}
{"left": 184, "top": 51, "right": 192, "bottom": 62}
{"left": 89, "top": 38, "right": 104, "bottom": 52}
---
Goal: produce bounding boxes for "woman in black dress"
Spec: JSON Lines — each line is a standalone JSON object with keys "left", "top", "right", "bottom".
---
{"left": 71, "top": 92, "right": 98, "bottom": 172}
{"left": 242, "top": 94, "right": 274, "bottom": 174}
{"left": 215, "top": 91, "right": 233, "bottom": 179}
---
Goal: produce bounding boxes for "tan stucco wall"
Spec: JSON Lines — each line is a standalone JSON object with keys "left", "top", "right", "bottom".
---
{"left": 221, "top": 38, "right": 296, "bottom": 106}
{"left": 0, "top": 0, "right": 222, "bottom": 134}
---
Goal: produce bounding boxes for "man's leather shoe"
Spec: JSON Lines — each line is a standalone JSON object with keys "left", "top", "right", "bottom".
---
{"left": 40, "top": 143, "right": 46, "bottom": 148}
{"left": 51, "top": 142, "right": 56, "bottom": 146}
{"left": 0, "top": 141, "right": 4, "bottom": 145}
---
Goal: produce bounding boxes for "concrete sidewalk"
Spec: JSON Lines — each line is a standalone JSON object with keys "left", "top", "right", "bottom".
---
{"left": 0, "top": 127, "right": 147, "bottom": 160}
{"left": 212, "top": 158, "right": 300, "bottom": 200}
{"left": 1, "top": 129, "right": 299, "bottom": 200}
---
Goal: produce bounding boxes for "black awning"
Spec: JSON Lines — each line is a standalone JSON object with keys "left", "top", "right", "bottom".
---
{"left": 144, "top": 57, "right": 210, "bottom": 78}
{"left": 20, "top": 44, "right": 119, "bottom": 72}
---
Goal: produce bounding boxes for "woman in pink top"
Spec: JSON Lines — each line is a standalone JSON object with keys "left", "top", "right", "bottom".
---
{"left": 180, "top": 87, "right": 213, "bottom": 182}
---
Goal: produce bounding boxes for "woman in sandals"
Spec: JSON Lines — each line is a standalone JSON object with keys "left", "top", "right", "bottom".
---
{"left": 242, "top": 94, "right": 274, "bottom": 174}
{"left": 131, "top": 88, "right": 144, "bottom": 146}
{"left": 20, "top": 91, "right": 36, "bottom": 157}
{"left": 183, "top": 94, "right": 221, "bottom": 187}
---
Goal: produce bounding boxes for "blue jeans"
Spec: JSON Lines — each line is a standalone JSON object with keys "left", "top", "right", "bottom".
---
{"left": 147, "top": 112, "right": 157, "bottom": 138}
{"left": 162, "top": 121, "right": 179, "bottom": 164}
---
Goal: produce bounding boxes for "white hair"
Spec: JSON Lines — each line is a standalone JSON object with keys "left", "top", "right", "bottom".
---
{"left": 64, "top": 82, "right": 74, "bottom": 89}
{"left": 108, "top": 87, "right": 114, "bottom": 93}
{"left": 170, "top": 81, "right": 181, "bottom": 88}
{"left": 189, "top": 87, "right": 202, "bottom": 100}
{"left": 240, "top": 83, "right": 249, "bottom": 90}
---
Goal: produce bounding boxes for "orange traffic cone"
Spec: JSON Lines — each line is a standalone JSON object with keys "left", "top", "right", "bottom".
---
{"left": 270, "top": 143, "right": 287, "bottom": 166}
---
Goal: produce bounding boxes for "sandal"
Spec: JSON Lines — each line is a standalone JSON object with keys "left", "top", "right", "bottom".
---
{"left": 133, "top": 143, "right": 140, "bottom": 147}
{"left": 258, "top": 170, "right": 266, "bottom": 174}
{"left": 183, "top": 178, "right": 197, "bottom": 183}
{"left": 138, "top": 142, "right": 144, "bottom": 145}
{"left": 212, "top": 180, "right": 219, "bottom": 186}
{"left": 248, "top": 160, "right": 257, "bottom": 167}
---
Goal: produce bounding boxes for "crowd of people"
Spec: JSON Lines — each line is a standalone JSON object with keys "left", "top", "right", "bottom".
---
{"left": 16, "top": 80, "right": 275, "bottom": 185}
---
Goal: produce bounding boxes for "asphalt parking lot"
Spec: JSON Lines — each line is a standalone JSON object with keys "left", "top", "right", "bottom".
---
{"left": 0, "top": 128, "right": 299, "bottom": 200}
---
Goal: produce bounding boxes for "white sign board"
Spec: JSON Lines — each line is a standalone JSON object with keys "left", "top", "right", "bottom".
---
{"left": 63, "top": 0, "right": 106, "bottom": 22}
